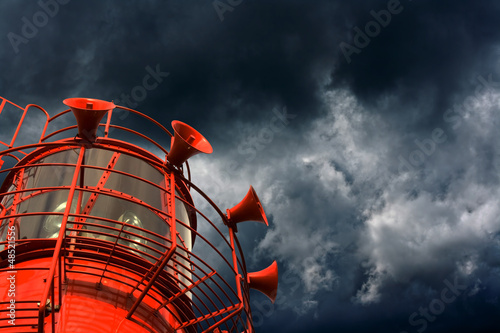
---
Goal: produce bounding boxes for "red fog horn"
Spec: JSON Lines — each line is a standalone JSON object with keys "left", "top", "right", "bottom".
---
{"left": 64, "top": 97, "right": 115, "bottom": 142}
{"left": 248, "top": 261, "right": 279, "bottom": 303}
{"left": 167, "top": 120, "right": 213, "bottom": 166}
{"left": 226, "top": 186, "right": 269, "bottom": 227}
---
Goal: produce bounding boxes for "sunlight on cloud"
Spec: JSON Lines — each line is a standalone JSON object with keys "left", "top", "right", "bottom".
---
{"left": 356, "top": 88, "right": 500, "bottom": 304}
{"left": 180, "top": 86, "right": 500, "bottom": 317}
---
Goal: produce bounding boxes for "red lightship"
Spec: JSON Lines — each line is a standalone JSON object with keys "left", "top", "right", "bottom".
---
{"left": 0, "top": 97, "right": 278, "bottom": 332}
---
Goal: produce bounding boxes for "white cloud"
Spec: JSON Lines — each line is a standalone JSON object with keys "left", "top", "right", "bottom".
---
{"left": 187, "top": 86, "right": 500, "bottom": 315}
{"left": 355, "top": 87, "right": 500, "bottom": 304}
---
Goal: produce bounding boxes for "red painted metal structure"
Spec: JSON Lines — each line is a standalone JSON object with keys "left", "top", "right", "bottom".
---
{"left": 0, "top": 96, "right": 278, "bottom": 332}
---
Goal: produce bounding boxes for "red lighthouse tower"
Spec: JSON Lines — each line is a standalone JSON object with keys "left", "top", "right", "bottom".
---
{"left": 0, "top": 97, "right": 278, "bottom": 332}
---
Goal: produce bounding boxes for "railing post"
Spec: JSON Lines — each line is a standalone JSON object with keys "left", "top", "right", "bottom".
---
{"left": 38, "top": 146, "right": 85, "bottom": 332}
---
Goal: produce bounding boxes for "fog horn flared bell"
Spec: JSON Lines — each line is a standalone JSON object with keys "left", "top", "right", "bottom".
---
{"left": 167, "top": 120, "right": 213, "bottom": 166}
{"left": 64, "top": 97, "right": 115, "bottom": 142}
{"left": 226, "top": 186, "right": 268, "bottom": 227}
{"left": 248, "top": 261, "right": 278, "bottom": 303}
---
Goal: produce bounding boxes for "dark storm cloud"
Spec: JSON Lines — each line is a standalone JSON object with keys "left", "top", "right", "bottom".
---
{"left": 1, "top": 0, "right": 343, "bottom": 138}
{"left": 1, "top": 1, "right": 500, "bottom": 332}
{"left": 332, "top": 0, "right": 500, "bottom": 126}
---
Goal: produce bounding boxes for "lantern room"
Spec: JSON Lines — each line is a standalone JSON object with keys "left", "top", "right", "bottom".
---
{"left": 0, "top": 96, "right": 278, "bottom": 333}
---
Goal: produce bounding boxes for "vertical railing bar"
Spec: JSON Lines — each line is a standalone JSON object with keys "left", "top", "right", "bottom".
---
{"left": 0, "top": 98, "right": 6, "bottom": 116}
{"left": 104, "top": 109, "right": 112, "bottom": 138}
{"left": 51, "top": 282, "right": 55, "bottom": 332}
{"left": 59, "top": 248, "right": 63, "bottom": 306}
{"left": 37, "top": 146, "right": 85, "bottom": 332}
{"left": 7, "top": 168, "right": 24, "bottom": 232}
{"left": 24, "top": 104, "right": 50, "bottom": 144}
{"left": 126, "top": 172, "right": 177, "bottom": 319}
{"left": 196, "top": 227, "right": 245, "bottom": 333}
{"left": 97, "top": 221, "right": 128, "bottom": 285}
{"left": 9, "top": 106, "right": 29, "bottom": 148}
{"left": 129, "top": 179, "right": 173, "bottom": 290}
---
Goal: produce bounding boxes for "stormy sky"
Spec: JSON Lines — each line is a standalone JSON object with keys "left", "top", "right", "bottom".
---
{"left": 1, "top": 0, "right": 500, "bottom": 332}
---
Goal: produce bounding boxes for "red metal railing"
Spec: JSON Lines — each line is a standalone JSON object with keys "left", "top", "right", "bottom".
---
{"left": 0, "top": 97, "right": 254, "bottom": 332}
